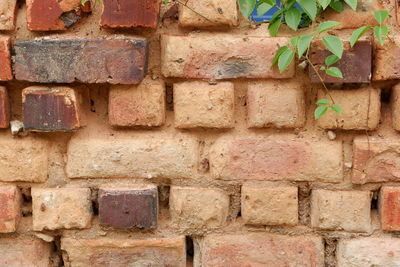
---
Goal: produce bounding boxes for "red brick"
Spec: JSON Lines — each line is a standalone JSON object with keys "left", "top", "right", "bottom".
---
{"left": 379, "top": 186, "right": 400, "bottom": 231}
{"left": 391, "top": 83, "right": 400, "bottom": 131}
{"left": 0, "top": 238, "right": 52, "bottom": 266}
{"left": 0, "top": 0, "right": 17, "bottom": 30}
{"left": 99, "top": 185, "right": 158, "bottom": 229}
{"left": 101, "top": 0, "right": 160, "bottom": 28}
{"left": 210, "top": 138, "right": 343, "bottom": 183}
{"left": 23, "top": 86, "right": 81, "bottom": 132}
{"left": 62, "top": 236, "right": 186, "bottom": 266}
{"left": 27, "top": 0, "right": 91, "bottom": 31}
{"left": 0, "top": 37, "right": 12, "bottom": 81}
{"left": 0, "top": 86, "right": 10, "bottom": 128}
{"left": 0, "top": 185, "right": 21, "bottom": 233}
{"left": 161, "top": 34, "right": 294, "bottom": 79}
{"left": 373, "top": 37, "right": 400, "bottom": 81}
{"left": 14, "top": 38, "right": 148, "bottom": 84}
{"left": 196, "top": 233, "right": 324, "bottom": 266}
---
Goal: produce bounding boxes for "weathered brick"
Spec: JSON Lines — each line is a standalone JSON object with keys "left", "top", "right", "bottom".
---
{"left": 109, "top": 79, "right": 165, "bottom": 127}
{"left": 0, "top": 238, "right": 52, "bottom": 267}
{"left": 196, "top": 233, "right": 324, "bottom": 266}
{"left": 23, "top": 86, "right": 81, "bottom": 132}
{"left": 14, "top": 38, "right": 148, "bottom": 84}
{"left": 391, "top": 83, "right": 400, "bottom": 131}
{"left": 309, "top": 39, "right": 372, "bottom": 83}
{"left": 174, "top": 81, "right": 234, "bottom": 128}
{"left": 317, "top": 87, "right": 381, "bottom": 130}
{"left": 169, "top": 186, "right": 229, "bottom": 228}
{"left": 61, "top": 236, "right": 186, "bottom": 267}
{"left": 101, "top": 0, "right": 160, "bottom": 28}
{"left": 352, "top": 137, "right": 400, "bottom": 184}
{"left": 373, "top": 37, "right": 400, "bottom": 81}
{"left": 66, "top": 137, "right": 198, "bottom": 179}
{"left": 0, "top": 135, "right": 49, "bottom": 183}
{"left": 210, "top": 138, "right": 343, "bottom": 182}
{"left": 0, "top": 0, "right": 17, "bottom": 30}
{"left": 310, "top": 189, "right": 371, "bottom": 232}
{"left": 241, "top": 184, "right": 298, "bottom": 226}
{"left": 0, "top": 185, "right": 21, "bottom": 233}
{"left": 32, "top": 188, "right": 92, "bottom": 230}
{"left": 179, "top": 0, "right": 238, "bottom": 28}
{"left": 0, "top": 86, "right": 10, "bottom": 128}
{"left": 161, "top": 34, "right": 294, "bottom": 79}
{"left": 379, "top": 186, "right": 400, "bottom": 231}
{"left": 247, "top": 80, "right": 305, "bottom": 128}
{"left": 0, "top": 37, "right": 12, "bottom": 81}
{"left": 337, "top": 237, "right": 400, "bottom": 267}
{"left": 27, "top": 0, "right": 91, "bottom": 31}
{"left": 99, "top": 185, "right": 158, "bottom": 229}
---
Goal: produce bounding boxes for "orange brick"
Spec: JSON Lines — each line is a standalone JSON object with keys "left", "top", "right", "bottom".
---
{"left": 379, "top": 186, "right": 400, "bottom": 231}
{"left": 0, "top": 37, "right": 12, "bottom": 81}
{"left": 0, "top": 185, "right": 21, "bottom": 233}
{"left": 0, "top": 238, "right": 52, "bottom": 266}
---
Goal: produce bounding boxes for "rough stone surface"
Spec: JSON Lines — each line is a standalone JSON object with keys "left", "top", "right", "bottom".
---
{"left": 0, "top": 37, "right": 12, "bottom": 81}
{"left": 247, "top": 80, "right": 306, "bottom": 128}
{"left": 161, "top": 34, "right": 294, "bottom": 79}
{"left": 99, "top": 185, "right": 158, "bottom": 229}
{"left": 196, "top": 233, "right": 324, "bottom": 266}
{"left": 32, "top": 188, "right": 92, "bottom": 231}
{"left": 317, "top": 87, "right": 381, "bottom": 130}
{"left": 0, "top": 86, "right": 10, "bottom": 128}
{"left": 0, "top": 185, "right": 21, "bottom": 233}
{"left": 0, "top": 0, "right": 17, "bottom": 30}
{"left": 61, "top": 236, "right": 186, "bottom": 267}
{"left": 241, "top": 184, "right": 298, "bottom": 226}
{"left": 391, "top": 83, "right": 400, "bottom": 131}
{"left": 66, "top": 137, "right": 198, "bottom": 179}
{"left": 14, "top": 38, "right": 148, "bottom": 84}
{"left": 379, "top": 186, "right": 400, "bottom": 231}
{"left": 169, "top": 186, "right": 229, "bottom": 229}
{"left": 311, "top": 189, "right": 371, "bottom": 232}
{"left": 174, "top": 81, "right": 235, "bottom": 128}
{"left": 210, "top": 138, "right": 343, "bottom": 182}
{"left": 109, "top": 79, "right": 165, "bottom": 127}
{"left": 373, "top": 36, "right": 400, "bottom": 81}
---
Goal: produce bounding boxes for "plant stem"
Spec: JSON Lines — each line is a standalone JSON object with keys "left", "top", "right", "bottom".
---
{"left": 306, "top": 56, "right": 335, "bottom": 104}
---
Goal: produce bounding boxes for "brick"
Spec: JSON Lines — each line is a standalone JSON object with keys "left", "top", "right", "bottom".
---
{"left": 379, "top": 186, "right": 400, "bottom": 231}
{"left": 109, "top": 79, "right": 165, "bottom": 127}
{"left": 373, "top": 37, "right": 400, "bottom": 81}
{"left": 337, "top": 237, "right": 400, "bottom": 267}
{"left": 99, "top": 185, "right": 158, "bottom": 229}
{"left": 309, "top": 39, "right": 372, "bottom": 83}
{"left": 66, "top": 137, "right": 198, "bottom": 179}
{"left": 101, "top": 0, "right": 160, "bottom": 28}
{"left": 23, "top": 86, "right": 81, "bottom": 132}
{"left": 14, "top": 38, "right": 148, "bottom": 84}
{"left": 32, "top": 188, "right": 92, "bottom": 231}
{"left": 0, "top": 86, "right": 10, "bottom": 128}
{"left": 161, "top": 34, "right": 294, "bottom": 79}
{"left": 247, "top": 80, "right": 305, "bottom": 128}
{"left": 61, "top": 236, "right": 186, "bottom": 266}
{"left": 0, "top": 37, "right": 12, "bottom": 81}
{"left": 0, "top": 186, "right": 21, "bottom": 233}
{"left": 241, "top": 184, "right": 298, "bottom": 226}
{"left": 169, "top": 186, "right": 229, "bottom": 228}
{"left": 0, "top": 0, "right": 17, "bottom": 30}
{"left": 310, "top": 189, "right": 371, "bottom": 232}
{"left": 391, "top": 83, "right": 400, "bottom": 131}
{"left": 210, "top": 138, "right": 343, "bottom": 183}
{"left": 174, "top": 81, "right": 234, "bottom": 128}
{"left": 196, "top": 233, "right": 324, "bottom": 266}
{"left": 352, "top": 137, "right": 400, "bottom": 184}
{"left": 317, "top": 87, "right": 381, "bottom": 130}
{"left": 0, "top": 135, "right": 49, "bottom": 183}
{"left": 0, "top": 238, "right": 52, "bottom": 267}
{"left": 179, "top": 0, "right": 238, "bottom": 28}
{"left": 27, "top": 0, "right": 91, "bottom": 31}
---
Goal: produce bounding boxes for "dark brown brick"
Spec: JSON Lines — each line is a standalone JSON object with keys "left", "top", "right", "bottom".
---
{"left": 309, "top": 39, "right": 371, "bottom": 83}
{"left": 99, "top": 186, "right": 158, "bottom": 229}
{"left": 0, "top": 87, "right": 10, "bottom": 129}
{"left": 101, "top": 0, "right": 160, "bottom": 28}
{"left": 22, "top": 86, "right": 81, "bottom": 132}
{"left": 0, "top": 37, "right": 12, "bottom": 81}
{"left": 14, "top": 38, "right": 148, "bottom": 84}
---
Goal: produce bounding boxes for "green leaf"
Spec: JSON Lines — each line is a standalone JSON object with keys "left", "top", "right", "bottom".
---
{"left": 349, "top": 25, "right": 372, "bottom": 47}
{"left": 260, "top": 0, "right": 275, "bottom": 5}
{"left": 322, "top": 35, "right": 343, "bottom": 58}
{"left": 278, "top": 49, "right": 295, "bottom": 73}
{"left": 374, "top": 25, "right": 388, "bottom": 45}
{"left": 81, "top": 0, "right": 88, "bottom": 4}
{"left": 269, "top": 18, "right": 282, "bottom": 36}
{"left": 285, "top": 6, "right": 302, "bottom": 30}
{"left": 329, "top": 0, "right": 343, "bottom": 12}
{"left": 257, "top": 3, "right": 273, "bottom": 16}
{"left": 318, "top": 0, "right": 331, "bottom": 9}
{"left": 239, "top": 0, "right": 257, "bottom": 18}
{"left": 344, "top": 0, "right": 357, "bottom": 10}
{"left": 316, "top": 98, "right": 330, "bottom": 105}
{"left": 318, "top": 21, "right": 341, "bottom": 33}
{"left": 271, "top": 46, "right": 288, "bottom": 68}
{"left": 314, "top": 106, "right": 328, "bottom": 119}
{"left": 291, "top": 36, "right": 299, "bottom": 47}
{"left": 297, "top": 0, "right": 317, "bottom": 20}
{"left": 331, "top": 104, "right": 342, "bottom": 114}
{"left": 325, "top": 54, "right": 340, "bottom": 66}
{"left": 326, "top": 66, "right": 343, "bottom": 78}
{"left": 320, "top": 66, "right": 326, "bottom": 70}
{"left": 374, "top": 10, "right": 389, "bottom": 25}
{"left": 297, "top": 34, "right": 313, "bottom": 58}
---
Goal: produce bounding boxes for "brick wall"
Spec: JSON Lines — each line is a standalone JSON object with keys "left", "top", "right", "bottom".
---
{"left": 1, "top": 0, "right": 400, "bottom": 266}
